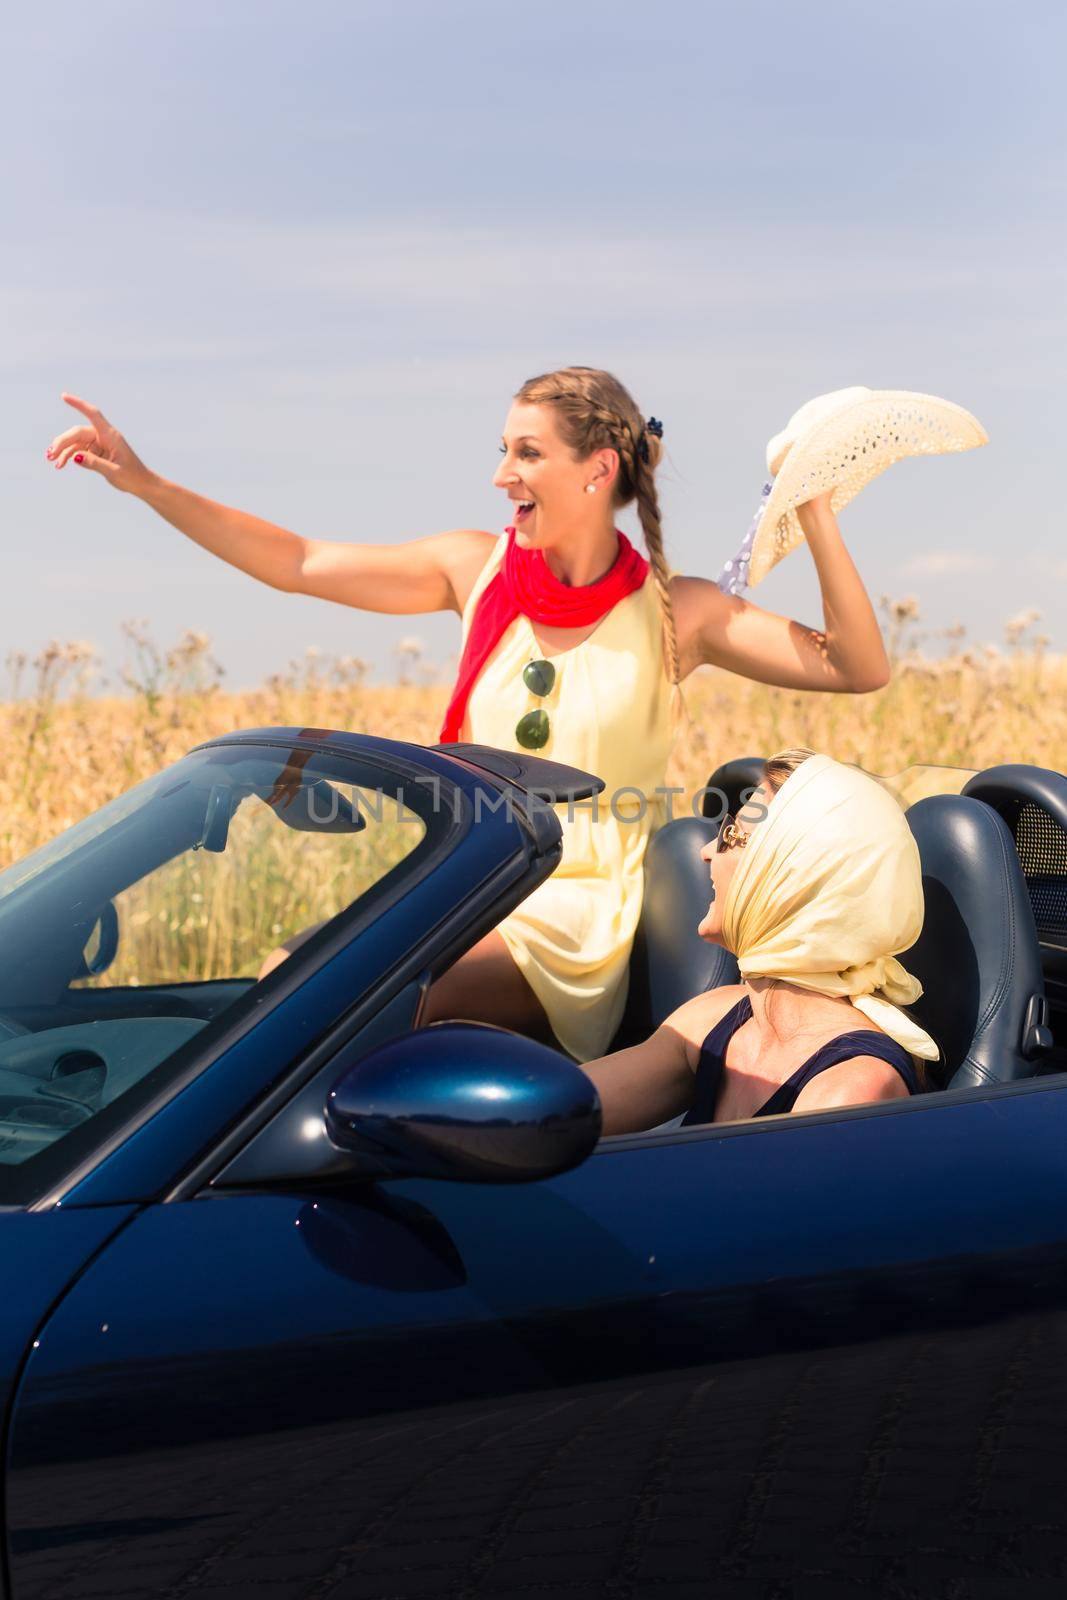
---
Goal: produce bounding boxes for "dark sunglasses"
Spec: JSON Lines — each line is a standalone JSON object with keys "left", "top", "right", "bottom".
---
{"left": 715, "top": 812, "right": 749, "bottom": 853}
{"left": 515, "top": 658, "right": 556, "bottom": 750}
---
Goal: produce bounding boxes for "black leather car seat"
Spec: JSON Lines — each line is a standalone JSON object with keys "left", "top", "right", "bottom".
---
{"left": 613, "top": 756, "right": 767, "bottom": 1049}
{"left": 609, "top": 756, "right": 764, "bottom": 1050}
{"left": 903, "top": 794, "right": 1052, "bottom": 1090}
{"left": 612, "top": 817, "right": 740, "bottom": 1050}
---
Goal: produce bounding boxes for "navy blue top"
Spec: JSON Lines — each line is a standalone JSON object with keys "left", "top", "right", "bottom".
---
{"left": 681, "top": 994, "right": 921, "bottom": 1126}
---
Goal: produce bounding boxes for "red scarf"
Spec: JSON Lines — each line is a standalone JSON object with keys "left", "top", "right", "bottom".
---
{"left": 439, "top": 527, "right": 649, "bottom": 743}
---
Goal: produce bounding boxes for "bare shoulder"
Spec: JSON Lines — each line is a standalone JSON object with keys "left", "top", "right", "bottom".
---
{"left": 668, "top": 573, "right": 731, "bottom": 610}
{"left": 433, "top": 528, "right": 498, "bottom": 613}
{"left": 669, "top": 572, "right": 725, "bottom": 607}
{"left": 792, "top": 1056, "right": 912, "bottom": 1114}
{"left": 662, "top": 983, "right": 749, "bottom": 1070}
{"left": 667, "top": 574, "right": 736, "bottom": 677}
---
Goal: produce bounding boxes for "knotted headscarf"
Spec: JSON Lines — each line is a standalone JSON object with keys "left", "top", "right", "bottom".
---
{"left": 721, "top": 754, "right": 940, "bottom": 1061}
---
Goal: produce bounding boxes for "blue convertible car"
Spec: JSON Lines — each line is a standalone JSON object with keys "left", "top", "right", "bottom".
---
{"left": 1, "top": 726, "right": 1065, "bottom": 1599}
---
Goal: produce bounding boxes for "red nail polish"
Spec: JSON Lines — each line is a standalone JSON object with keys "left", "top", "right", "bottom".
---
{"left": 74, "top": 453, "right": 84, "bottom": 464}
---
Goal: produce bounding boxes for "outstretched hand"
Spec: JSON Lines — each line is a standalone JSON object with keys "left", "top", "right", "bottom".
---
{"left": 46, "top": 394, "right": 152, "bottom": 494}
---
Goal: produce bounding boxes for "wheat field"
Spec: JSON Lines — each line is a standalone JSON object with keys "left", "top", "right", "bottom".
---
{"left": 1, "top": 607, "right": 1064, "bottom": 868}
{"left": 1, "top": 609, "right": 1062, "bottom": 985}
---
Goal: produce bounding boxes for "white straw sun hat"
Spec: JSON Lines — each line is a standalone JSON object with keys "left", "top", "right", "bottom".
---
{"left": 717, "top": 387, "right": 988, "bottom": 593}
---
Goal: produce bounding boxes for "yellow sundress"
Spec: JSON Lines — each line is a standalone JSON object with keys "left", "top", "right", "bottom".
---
{"left": 460, "top": 533, "right": 680, "bottom": 1061}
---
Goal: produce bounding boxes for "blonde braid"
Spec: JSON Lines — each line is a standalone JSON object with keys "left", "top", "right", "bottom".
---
{"left": 514, "top": 366, "right": 681, "bottom": 686}
{"left": 614, "top": 423, "right": 680, "bottom": 686}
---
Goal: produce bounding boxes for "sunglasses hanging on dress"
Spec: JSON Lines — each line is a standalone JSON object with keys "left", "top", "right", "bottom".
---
{"left": 515, "top": 658, "right": 556, "bottom": 750}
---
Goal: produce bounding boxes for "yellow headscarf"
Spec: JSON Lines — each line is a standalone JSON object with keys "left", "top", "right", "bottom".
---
{"left": 721, "top": 753, "right": 940, "bottom": 1061}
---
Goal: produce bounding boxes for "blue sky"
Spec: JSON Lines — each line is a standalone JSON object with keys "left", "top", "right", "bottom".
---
{"left": 4, "top": 0, "right": 1065, "bottom": 690}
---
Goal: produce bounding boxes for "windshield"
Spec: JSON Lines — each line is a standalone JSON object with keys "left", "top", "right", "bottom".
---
{"left": 0, "top": 737, "right": 440, "bottom": 1197}
{"left": 870, "top": 762, "right": 978, "bottom": 808}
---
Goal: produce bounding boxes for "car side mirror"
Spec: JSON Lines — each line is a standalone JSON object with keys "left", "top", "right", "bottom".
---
{"left": 324, "top": 1022, "right": 601, "bottom": 1184}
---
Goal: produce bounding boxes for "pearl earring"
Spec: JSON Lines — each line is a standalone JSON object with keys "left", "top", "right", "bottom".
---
{"left": 585, "top": 484, "right": 597, "bottom": 495}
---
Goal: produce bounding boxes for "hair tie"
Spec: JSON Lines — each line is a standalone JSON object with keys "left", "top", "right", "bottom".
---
{"left": 636, "top": 416, "right": 664, "bottom": 465}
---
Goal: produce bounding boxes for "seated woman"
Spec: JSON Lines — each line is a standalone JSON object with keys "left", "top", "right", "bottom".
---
{"left": 583, "top": 748, "right": 940, "bottom": 1132}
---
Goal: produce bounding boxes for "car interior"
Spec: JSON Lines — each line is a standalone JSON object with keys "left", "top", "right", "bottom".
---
{"left": 0, "top": 743, "right": 1064, "bottom": 1184}
{"left": 612, "top": 757, "right": 1067, "bottom": 1095}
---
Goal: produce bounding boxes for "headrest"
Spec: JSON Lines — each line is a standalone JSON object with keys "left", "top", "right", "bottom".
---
{"left": 963, "top": 765, "right": 1067, "bottom": 945}
{"left": 905, "top": 795, "right": 1049, "bottom": 1089}
{"left": 700, "top": 757, "right": 765, "bottom": 820}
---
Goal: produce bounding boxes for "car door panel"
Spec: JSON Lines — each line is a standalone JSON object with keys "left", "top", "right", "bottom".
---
{"left": 8, "top": 1087, "right": 1067, "bottom": 1598}
{"left": 0, "top": 1207, "right": 137, "bottom": 1439}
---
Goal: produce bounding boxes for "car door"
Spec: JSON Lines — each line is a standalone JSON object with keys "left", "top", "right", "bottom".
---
{"left": 8, "top": 1071, "right": 1067, "bottom": 1599}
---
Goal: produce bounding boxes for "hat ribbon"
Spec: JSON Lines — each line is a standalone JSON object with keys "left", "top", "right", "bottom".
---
{"left": 716, "top": 479, "right": 772, "bottom": 596}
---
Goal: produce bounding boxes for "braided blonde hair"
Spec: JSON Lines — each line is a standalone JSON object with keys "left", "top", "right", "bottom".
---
{"left": 515, "top": 366, "right": 680, "bottom": 686}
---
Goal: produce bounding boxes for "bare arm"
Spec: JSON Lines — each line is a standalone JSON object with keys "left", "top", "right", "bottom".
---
{"left": 47, "top": 394, "right": 494, "bottom": 616}
{"left": 584, "top": 987, "right": 748, "bottom": 1135}
{"left": 672, "top": 495, "right": 890, "bottom": 693}
{"left": 143, "top": 480, "right": 492, "bottom": 615}
{"left": 582, "top": 1021, "right": 695, "bottom": 1135}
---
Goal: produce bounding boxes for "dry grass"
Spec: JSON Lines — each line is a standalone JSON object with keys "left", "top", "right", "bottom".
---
{"left": 0, "top": 605, "right": 1062, "bottom": 986}
{"left": 1, "top": 604, "right": 1062, "bottom": 867}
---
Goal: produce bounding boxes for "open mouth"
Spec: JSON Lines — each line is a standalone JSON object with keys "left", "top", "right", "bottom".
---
{"left": 514, "top": 500, "right": 535, "bottom": 522}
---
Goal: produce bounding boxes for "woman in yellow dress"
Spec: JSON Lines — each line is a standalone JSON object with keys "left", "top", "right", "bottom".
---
{"left": 45, "top": 369, "right": 891, "bottom": 1060}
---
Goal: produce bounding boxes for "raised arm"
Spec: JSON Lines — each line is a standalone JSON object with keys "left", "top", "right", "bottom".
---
{"left": 47, "top": 394, "right": 494, "bottom": 617}
{"left": 671, "top": 494, "right": 890, "bottom": 693}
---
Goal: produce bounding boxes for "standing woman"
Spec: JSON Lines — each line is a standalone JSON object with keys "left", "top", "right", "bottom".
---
{"left": 46, "top": 369, "right": 892, "bottom": 1060}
